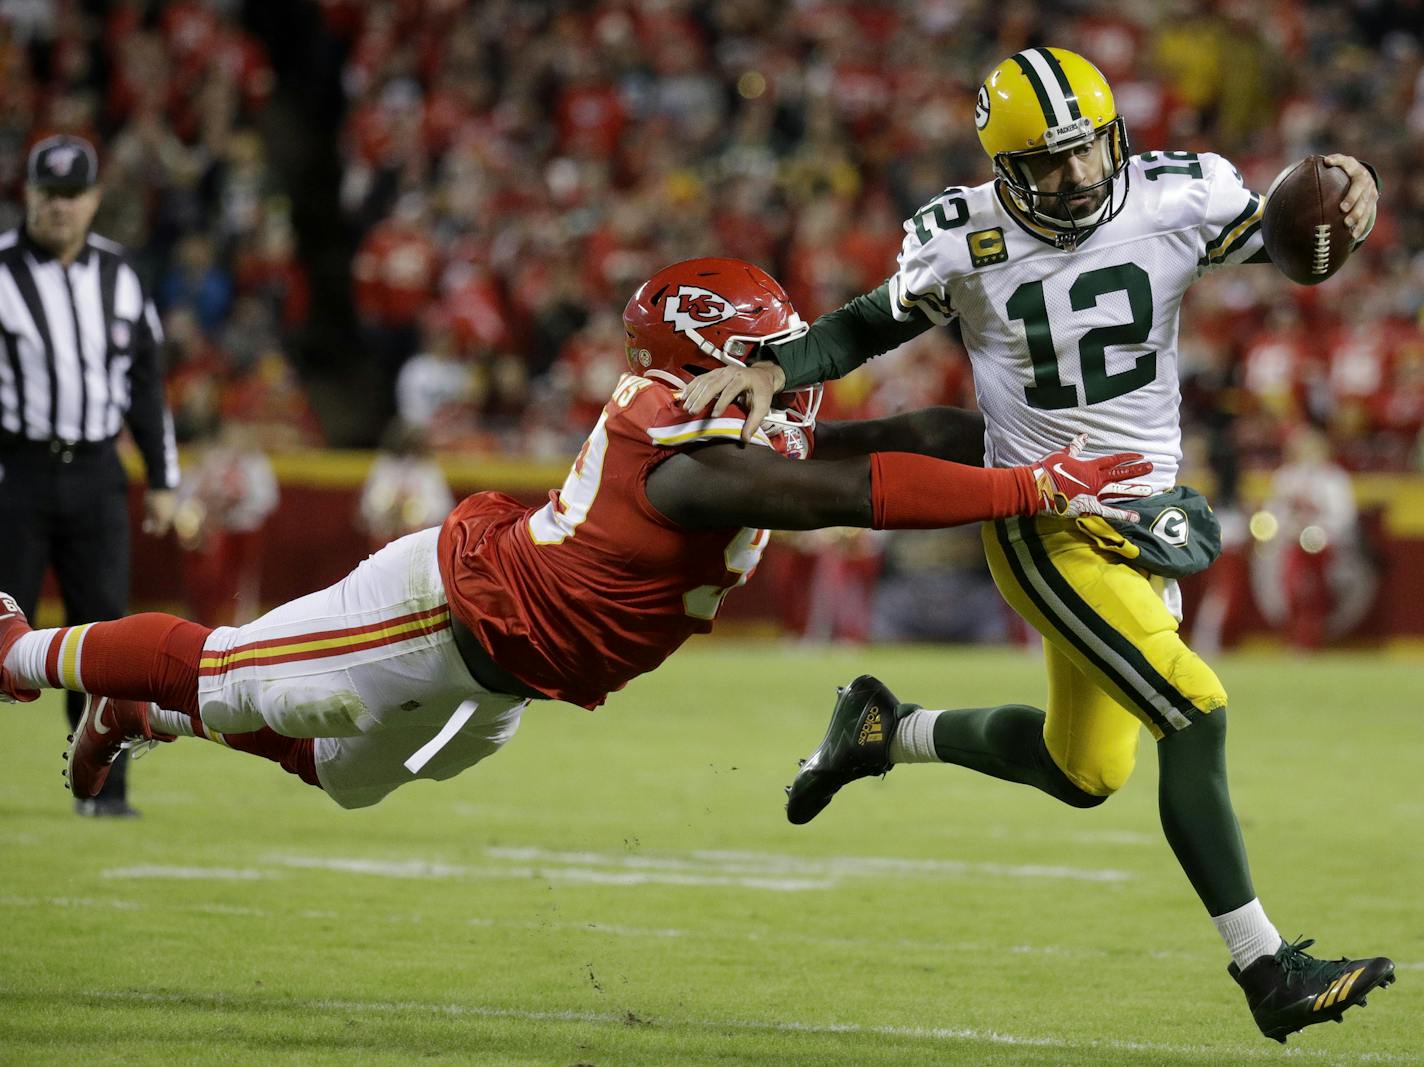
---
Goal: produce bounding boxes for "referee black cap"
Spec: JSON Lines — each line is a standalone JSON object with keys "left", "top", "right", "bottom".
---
{"left": 26, "top": 134, "right": 99, "bottom": 193}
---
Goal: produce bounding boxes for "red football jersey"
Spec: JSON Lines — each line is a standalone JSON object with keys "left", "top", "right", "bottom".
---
{"left": 438, "top": 374, "right": 804, "bottom": 709}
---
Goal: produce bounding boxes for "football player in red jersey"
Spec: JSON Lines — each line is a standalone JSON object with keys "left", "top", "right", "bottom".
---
{"left": 0, "top": 258, "right": 1150, "bottom": 811}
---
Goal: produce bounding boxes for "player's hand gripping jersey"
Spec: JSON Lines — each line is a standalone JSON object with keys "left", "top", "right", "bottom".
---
{"left": 891, "top": 152, "right": 1262, "bottom": 490}
{"left": 439, "top": 374, "right": 793, "bottom": 710}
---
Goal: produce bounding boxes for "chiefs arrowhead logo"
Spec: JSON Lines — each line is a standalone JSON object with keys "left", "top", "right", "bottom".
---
{"left": 664, "top": 285, "right": 737, "bottom": 333}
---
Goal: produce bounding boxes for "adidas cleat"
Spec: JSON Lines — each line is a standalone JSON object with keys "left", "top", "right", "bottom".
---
{"left": 1228, "top": 935, "right": 1396, "bottom": 1043}
{"left": 64, "top": 695, "right": 175, "bottom": 798}
{"left": 785, "top": 675, "right": 912, "bottom": 825}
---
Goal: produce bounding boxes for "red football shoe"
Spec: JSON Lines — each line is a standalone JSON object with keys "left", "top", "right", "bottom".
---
{"left": 0, "top": 592, "right": 38, "bottom": 702}
{"left": 64, "top": 695, "right": 176, "bottom": 798}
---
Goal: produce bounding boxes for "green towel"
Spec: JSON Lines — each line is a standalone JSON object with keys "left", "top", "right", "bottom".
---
{"left": 1074, "top": 486, "right": 1222, "bottom": 579}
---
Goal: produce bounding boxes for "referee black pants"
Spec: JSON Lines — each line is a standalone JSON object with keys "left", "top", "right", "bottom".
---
{"left": 0, "top": 441, "right": 133, "bottom": 801}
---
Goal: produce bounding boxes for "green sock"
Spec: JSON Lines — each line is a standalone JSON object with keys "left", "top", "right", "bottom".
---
{"left": 1156, "top": 708, "right": 1255, "bottom": 915}
{"left": 929, "top": 704, "right": 1105, "bottom": 809}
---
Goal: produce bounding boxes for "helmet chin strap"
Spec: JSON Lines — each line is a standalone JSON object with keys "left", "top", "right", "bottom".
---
{"left": 645, "top": 369, "right": 685, "bottom": 390}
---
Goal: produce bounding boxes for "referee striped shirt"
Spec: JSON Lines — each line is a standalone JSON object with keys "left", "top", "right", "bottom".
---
{"left": 0, "top": 227, "right": 179, "bottom": 488}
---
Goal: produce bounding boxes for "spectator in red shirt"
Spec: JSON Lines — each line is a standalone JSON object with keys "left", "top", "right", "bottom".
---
{"left": 353, "top": 191, "right": 439, "bottom": 417}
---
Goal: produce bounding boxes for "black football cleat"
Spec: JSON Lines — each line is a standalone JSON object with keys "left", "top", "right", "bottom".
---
{"left": 785, "top": 675, "right": 913, "bottom": 825}
{"left": 1228, "top": 935, "right": 1395, "bottom": 1043}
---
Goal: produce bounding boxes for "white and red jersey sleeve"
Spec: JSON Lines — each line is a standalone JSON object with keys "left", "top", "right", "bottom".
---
{"left": 438, "top": 375, "right": 780, "bottom": 709}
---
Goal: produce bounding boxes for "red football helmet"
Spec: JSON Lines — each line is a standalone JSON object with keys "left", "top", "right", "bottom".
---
{"left": 622, "top": 257, "right": 821, "bottom": 435}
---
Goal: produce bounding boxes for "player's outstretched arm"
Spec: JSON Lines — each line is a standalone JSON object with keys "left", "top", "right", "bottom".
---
{"left": 645, "top": 436, "right": 1152, "bottom": 532}
{"left": 812, "top": 407, "right": 986, "bottom": 464}
{"left": 679, "top": 282, "right": 935, "bottom": 442}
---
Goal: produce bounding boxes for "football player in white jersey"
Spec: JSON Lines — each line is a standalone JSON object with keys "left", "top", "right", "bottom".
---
{"left": 682, "top": 47, "right": 1393, "bottom": 1044}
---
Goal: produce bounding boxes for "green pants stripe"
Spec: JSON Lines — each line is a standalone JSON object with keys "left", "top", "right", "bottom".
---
{"left": 1003, "top": 518, "right": 1196, "bottom": 732}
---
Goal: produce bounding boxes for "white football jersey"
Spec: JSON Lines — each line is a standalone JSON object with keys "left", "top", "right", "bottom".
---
{"left": 889, "top": 152, "right": 1262, "bottom": 490}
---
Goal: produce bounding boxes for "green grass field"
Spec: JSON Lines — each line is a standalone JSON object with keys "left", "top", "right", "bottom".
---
{"left": 1, "top": 644, "right": 1420, "bottom": 1065}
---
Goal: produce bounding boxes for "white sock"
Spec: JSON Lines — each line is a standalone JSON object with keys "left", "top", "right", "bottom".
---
{"left": 888, "top": 708, "right": 943, "bottom": 764}
{"left": 148, "top": 704, "right": 196, "bottom": 738}
{"left": 1212, "top": 898, "right": 1283, "bottom": 970}
{"left": 4, "top": 629, "right": 61, "bottom": 689}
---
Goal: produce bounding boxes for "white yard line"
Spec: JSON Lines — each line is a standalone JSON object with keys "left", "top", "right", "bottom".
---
{"left": 63, "top": 842, "right": 1132, "bottom": 893}
{"left": 270, "top": 854, "right": 834, "bottom": 891}
{"left": 65, "top": 989, "right": 1415, "bottom": 1063}
{"left": 100, "top": 865, "right": 273, "bottom": 880}
{"left": 268, "top": 846, "right": 1130, "bottom": 886}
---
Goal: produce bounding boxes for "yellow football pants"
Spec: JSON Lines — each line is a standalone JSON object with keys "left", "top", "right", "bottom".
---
{"left": 982, "top": 516, "right": 1227, "bottom": 797}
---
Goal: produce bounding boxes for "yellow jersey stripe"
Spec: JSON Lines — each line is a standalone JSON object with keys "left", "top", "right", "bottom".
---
{"left": 199, "top": 610, "right": 450, "bottom": 671}
{"left": 647, "top": 419, "right": 746, "bottom": 445}
{"left": 1207, "top": 204, "right": 1264, "bottom": 263}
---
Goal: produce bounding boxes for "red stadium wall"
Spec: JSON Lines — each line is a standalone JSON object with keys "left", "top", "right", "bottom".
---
{"left": 114, "top": 452, "right": 1424, "bottom": 645}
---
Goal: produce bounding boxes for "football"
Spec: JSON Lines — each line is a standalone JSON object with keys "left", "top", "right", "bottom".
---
{"left": 1260, "top": 155, "right": 1354, "bottom": 285}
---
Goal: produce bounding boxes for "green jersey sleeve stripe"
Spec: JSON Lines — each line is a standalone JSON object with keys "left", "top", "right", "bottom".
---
{"left": 897, "top": 283, "right": 953, "bottom": 319}
{"left": 1204, "top": 193, "right": 1262, "bottom": 255}
{"left": 1211, "top": 219, "right": 1263, "bottom": 263}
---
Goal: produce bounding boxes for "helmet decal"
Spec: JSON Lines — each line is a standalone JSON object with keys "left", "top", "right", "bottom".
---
{"left": 974, "top": 86, "right": 990, "bottom": 130}
{"left": 664, "top": 286, "right": 738, "bottom": 333}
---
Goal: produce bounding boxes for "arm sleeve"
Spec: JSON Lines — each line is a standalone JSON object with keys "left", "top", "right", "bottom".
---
{"left": 644, "top": 442, "right": 1034, "bottom": 532}
{"left": 870, "top": 452, "right": 1036, "bottom": 530}
{"left": 766, "top": 282, "right": 936, "bottom": 390}
{"left": 125, "top": 291, "right": 180, "bottom": 490}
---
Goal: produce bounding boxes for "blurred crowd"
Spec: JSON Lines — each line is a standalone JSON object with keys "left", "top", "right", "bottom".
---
{"left": 4, "top": 0, "right": 1422, "bottom": 643}
{"left": 5, "top": 0, "right": 1422, "bottom": 470}
{"left": 320, "top": 0, "right": 1424, "bottom": 476}
{"left": 0, "top": 0, "right": 321, "bottom": 455}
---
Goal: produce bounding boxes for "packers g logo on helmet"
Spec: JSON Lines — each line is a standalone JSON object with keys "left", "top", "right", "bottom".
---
{"left": 976, "top": 47, "right": 1131, "bottom": 248}
{"left": 974, "top": 86, "right": 990, "bottom": 130}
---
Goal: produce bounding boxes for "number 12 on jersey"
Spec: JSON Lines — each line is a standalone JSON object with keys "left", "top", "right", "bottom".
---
{"left": 1006, "top": 262, "right": 1158, "bottom": 410}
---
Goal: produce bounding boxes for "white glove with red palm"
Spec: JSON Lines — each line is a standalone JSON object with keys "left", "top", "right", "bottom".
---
{"left": 1028, "top": 434, "right": 1154, "bottom": 523}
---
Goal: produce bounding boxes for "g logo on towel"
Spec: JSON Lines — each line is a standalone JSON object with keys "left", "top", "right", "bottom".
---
{"left": 1150, "top": 507, "right": 1189, "bottom": 547}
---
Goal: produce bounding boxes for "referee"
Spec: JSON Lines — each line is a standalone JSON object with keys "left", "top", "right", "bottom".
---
{"left": 0, "top": 135, "right": 179, "bottom": 817}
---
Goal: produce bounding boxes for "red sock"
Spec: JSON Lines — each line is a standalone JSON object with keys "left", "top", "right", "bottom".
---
{"left": 222, "top": 728, "right": 321, "bottom": 788}
{"left": 49, "top": 613, "right": 208, "bottom": 716}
